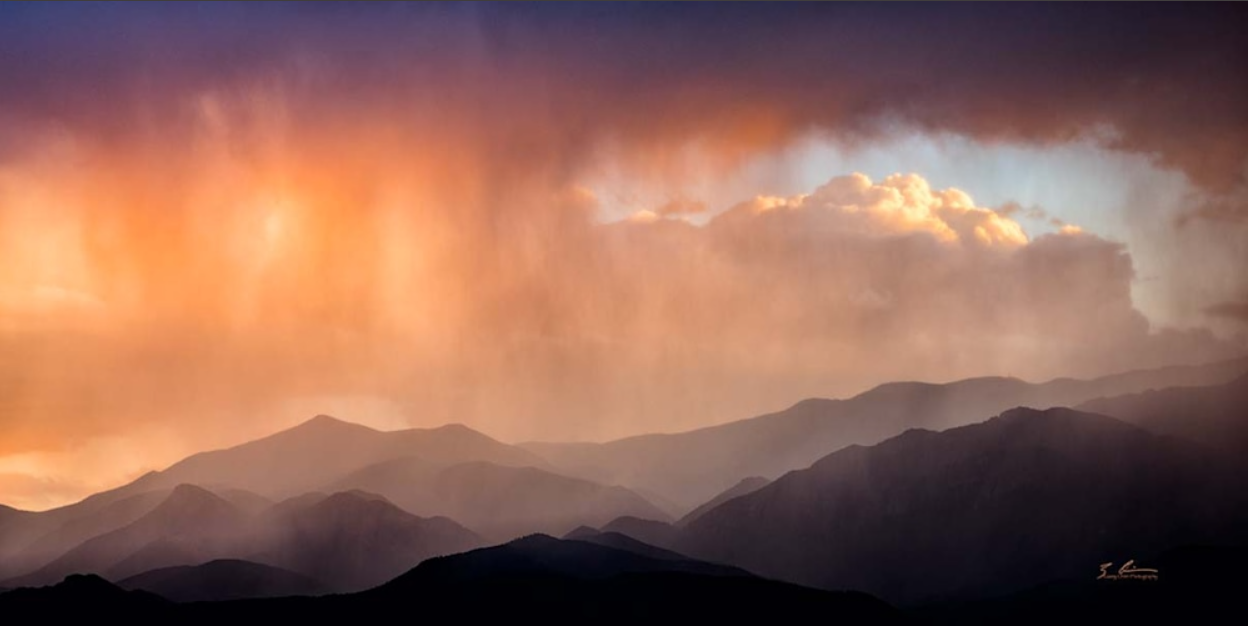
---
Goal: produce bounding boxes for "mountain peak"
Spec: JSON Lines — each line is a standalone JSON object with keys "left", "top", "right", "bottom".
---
{"left": 273, "top": 414, "right": 381, "bottom": 439}
{"left": 509, "top": 533, "right": 561, "bottom": 550}
{"left": 299, "top": 414, "right": 358, "bottom": 429}
{"left": 166, "top": 483, "right": 223, "bottom": 502}
{"left": 148, "top": 484, "right": 238, "bottom": 523}
{"left": 425, "top": 422, "right": 491, "bottom": 438}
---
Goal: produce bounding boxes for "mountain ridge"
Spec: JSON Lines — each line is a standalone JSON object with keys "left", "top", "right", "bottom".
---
{"left": 675, "top": 406, "right": 1248, "bottom": 604}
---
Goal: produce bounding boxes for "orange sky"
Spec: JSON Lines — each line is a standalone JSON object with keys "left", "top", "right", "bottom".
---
{"left": 1, "top": 3, "right": 1246, "bottom": 510}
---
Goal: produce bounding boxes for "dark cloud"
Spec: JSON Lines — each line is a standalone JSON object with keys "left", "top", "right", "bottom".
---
{"left": 1, "top": 3, "right": 1246, "bottom": 188}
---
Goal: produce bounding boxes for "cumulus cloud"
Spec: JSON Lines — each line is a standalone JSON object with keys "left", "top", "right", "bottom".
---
{"left": 715, "top": 173, "right": 1029, "bottom": 247}
{"left": 601, "top": 174, "right": 1238, "bottom": 393}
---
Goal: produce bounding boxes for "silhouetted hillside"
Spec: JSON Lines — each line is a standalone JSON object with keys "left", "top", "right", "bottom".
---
{"left": 385, "top": 534, "right": 746, "bottom": 584}
{"left": 0, "top": 574, "right": 167, "bottom": 617}
{"left": 118, "top": 559, "right": 328, "bottom": 602}
{"left": 0, "top": 538, "right": 902, "bottom": 624}
{"left": 677, "top": 407, "right": 1248, "bottom": 604}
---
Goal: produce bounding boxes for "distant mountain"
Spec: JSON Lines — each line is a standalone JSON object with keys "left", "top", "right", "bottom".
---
{"left": 524, "top": 358, "right": 1248, "bottom": 507}
{"left": 252, "top": 490, "right": 483, "bottom": 591}
{"left": 0, "top": 505, "right": 30, "bottom": 568}
{"left": 0, "top": 490, "right": 168, "bottom": 580}
{"left": 118, "top": 559, "right": 328, "bottom": 602}
{"left": 2, "top": 486, "right": 482, "bottom": 593}
{"left": 8, "top": 485, "right": 250, "bottom": 586}
{"left": 0, "top": 540, "right": 902, "bottom": 623}
{"left": 120, "top": 416, "right": 548, "bottom": 501}
{"left": 330, "top": 458, "right": 670, "bottom": 540}
{"left": 596, "top": 516, "right": 678, "bottom": 549}
{"left": 676, "top": 407, "right": 1248, "bottom": 605}
{"left": 0, "top": 416, "right": 555, "bottom": 580}
{"left": 1078, "top": 374, "right": 1248, "bottom": 455}
{"left": 678, "top": 476, "right": 770, "bottom": 527}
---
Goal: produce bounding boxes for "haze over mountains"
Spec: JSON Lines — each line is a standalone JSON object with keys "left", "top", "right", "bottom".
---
{"left": 5, "top": 485, "right": 483, "bottom": 591}
{"left": 675, "top": 406, "right": 1248, "bottom": 604}
{"left": 1078, "top": 373, "right": 1248, "bottom": 456}
{"left": 524, "top": 358, "right": 1248, "bottom": 506}
{"left": 329, "top": 458, "right": 670, "bottom": 539}
{"left": 1, "top": 357, "right": 1245, "bottom": 617}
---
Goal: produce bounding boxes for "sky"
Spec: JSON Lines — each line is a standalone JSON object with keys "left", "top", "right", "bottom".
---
{"left": 1, "top": 2, "right": 1247, "bottom": 510}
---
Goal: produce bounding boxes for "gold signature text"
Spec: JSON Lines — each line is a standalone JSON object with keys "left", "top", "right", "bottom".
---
{"left": 1097, "top": 559, "right": 1159, "bottom": 581}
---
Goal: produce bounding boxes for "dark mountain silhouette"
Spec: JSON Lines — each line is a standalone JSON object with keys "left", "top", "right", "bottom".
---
{"left": 0, "top": 541, "right": 902, "bottom": 623}
{"left": 558, "top": 528, "right": 712, "bottom": 564}
{"left": 251, "top": 490, "right": 483, "bottom": 591}
{"left": 330, "top": 457, "right": 670, "bottom": 540}
{"left": 678, "top": 476, "right": 770, "bottom": 527}
{"left": 0, "top": 574, "right": 168, "bottom": 618}
{"left": 1078, "top": 374, "right": 1248, "bottom": 455}
{"left": 676, "top": 407, "right": 1248, "bottom": 605}
{"left": 525, "top": 358, "right": 1248, "bottom": 507}
{"left": 118, "top": 559, "right": 329, "bottom": 602}
{"left": 386, "top": 534, "right": 748, "bottom": 584}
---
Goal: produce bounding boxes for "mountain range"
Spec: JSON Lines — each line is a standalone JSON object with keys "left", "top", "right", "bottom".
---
{"left": 524, "top": 358, "right": 1248, "bottom": 507}
{"left": 1, "top": 357, "right": 1245, "bottom": 614}
{"left": 4, "top": 486, "right": 482, "bottom": 591}
{"left": 0, "top": 536, "right": 903, "bottom": 623}
{"left": 675, "top": 406, "right": 1248, "bottom": 604}
{"left": 0, "top": 416, "right": 665, "bottom": 583}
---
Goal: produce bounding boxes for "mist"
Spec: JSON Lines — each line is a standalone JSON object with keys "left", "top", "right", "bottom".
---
{"left": 1, "top": 2, "right": 1246, "bottom": 509}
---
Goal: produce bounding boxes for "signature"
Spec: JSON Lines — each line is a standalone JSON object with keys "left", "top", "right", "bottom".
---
{"left": 1097, "top": 559, "right": 1159, "bottom": 581}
